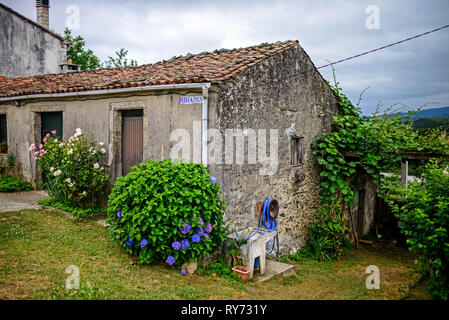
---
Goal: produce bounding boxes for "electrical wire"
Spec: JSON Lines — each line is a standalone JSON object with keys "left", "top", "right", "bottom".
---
{"left": 316, "top": 24, "right": 449, "bottom": 70}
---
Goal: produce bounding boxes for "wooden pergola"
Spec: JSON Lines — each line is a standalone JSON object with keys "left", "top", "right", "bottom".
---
{"left": 400, "top": 152, "right": 449, "bottom": 187}
{"left": 345, "top": 150, "right": 449, "bottom": 187}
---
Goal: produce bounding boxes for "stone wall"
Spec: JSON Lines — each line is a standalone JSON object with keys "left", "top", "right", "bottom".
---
{"left": 0, "top": 4, "right": 67, "bottom": 77}
{"left": 208, "top": 44, "right": 340, "bottom": 254}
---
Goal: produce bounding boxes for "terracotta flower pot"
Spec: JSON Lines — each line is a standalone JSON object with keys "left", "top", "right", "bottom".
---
{"left": 232, "top": 266, "right": 252, "bottom": 281}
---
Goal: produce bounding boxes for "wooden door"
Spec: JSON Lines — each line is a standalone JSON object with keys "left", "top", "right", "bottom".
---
{"left": 122, "top": 110, "right": 143, "bottom": 176}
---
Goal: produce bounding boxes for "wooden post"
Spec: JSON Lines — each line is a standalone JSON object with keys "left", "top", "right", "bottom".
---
{"left": 401, "top": 159, "right": 408, "bottom": 187}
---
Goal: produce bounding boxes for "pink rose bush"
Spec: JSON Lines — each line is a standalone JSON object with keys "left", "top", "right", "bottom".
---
{"left": 29, "top": 129, "right": 109, "bottom": 213}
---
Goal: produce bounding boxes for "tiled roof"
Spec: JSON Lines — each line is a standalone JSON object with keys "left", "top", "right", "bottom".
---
{"left": 0, "top": 40, "right": 299, "bottom": 98}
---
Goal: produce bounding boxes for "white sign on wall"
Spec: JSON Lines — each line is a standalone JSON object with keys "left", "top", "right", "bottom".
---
{"left": 180, "top": 96, "right": 203, "bottom": 104}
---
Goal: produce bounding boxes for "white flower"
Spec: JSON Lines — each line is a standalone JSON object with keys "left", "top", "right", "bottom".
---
{"left": 59, "top": 143, "right": 64, "bottom": 148}
{"left": 53, "top": 169, "right": 62, "bottom": 177}
{"left": 67, "top": 149, "right": 73, "bottom": 155}
{"left": 98, "top": 142, "right": 104, "bottom": 146}
{"left": 94, "top": 163, "right": 100, "bottom": 169}
{"left": 100, "top": 148, "right": 106, "bottom": 154}
{"left": 73, "top": 128, "right": 82, "bottom": 138}
{"left": 50, "top": 167, "right": 54, "bottom": 172}
{"left": 82, "top": 191, "right": 87, "bottom": 196}
{"left": 65, "top": 178, "right": 71, "bottom": 184}
{"left": 69, "top": 183, "right": 74, "bottom": 187}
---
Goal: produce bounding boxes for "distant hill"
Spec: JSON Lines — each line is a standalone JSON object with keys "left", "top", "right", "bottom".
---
{"left": 411, "top": 118, "right": 449, "bottom": 131}
{"left": 398, "top": 106, "right": 449, "bottom": 119}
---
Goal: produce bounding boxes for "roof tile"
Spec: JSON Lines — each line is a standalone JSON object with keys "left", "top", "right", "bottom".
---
{"left": 0, "top": 40, "right": 298, "bottom": 98}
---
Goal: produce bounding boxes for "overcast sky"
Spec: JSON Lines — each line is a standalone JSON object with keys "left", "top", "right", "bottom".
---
{"left": 3, "top": 0, "right": 449, "bottom": 115}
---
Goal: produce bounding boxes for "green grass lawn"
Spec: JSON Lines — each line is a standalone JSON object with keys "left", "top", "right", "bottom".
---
{"left": 0, "top": 209, "right": 431, "bottom": 300}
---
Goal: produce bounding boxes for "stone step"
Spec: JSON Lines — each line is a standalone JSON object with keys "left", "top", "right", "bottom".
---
{"left": 254, "top": 259, "right": 296, "bottom": 283}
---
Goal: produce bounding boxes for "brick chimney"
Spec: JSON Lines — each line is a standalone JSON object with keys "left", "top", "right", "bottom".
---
{"left": 36, "top": 0, "right": 50, "bottom": 29}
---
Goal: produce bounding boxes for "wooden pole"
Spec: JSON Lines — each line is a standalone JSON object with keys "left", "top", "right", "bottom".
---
{"left": 401, "top": 159, "right": 408, "bottom": 187}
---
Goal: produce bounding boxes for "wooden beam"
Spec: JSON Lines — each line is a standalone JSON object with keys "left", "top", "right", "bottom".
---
{"left": 401, "top": 159, "right": 408, "bottom": 187}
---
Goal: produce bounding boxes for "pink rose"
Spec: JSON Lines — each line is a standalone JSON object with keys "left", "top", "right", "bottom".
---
{"left": 46, "top": 133, "right": 50, "bottom": 137}
{"left": 43, "top": 137, "right": 47, "bottom": 143}
{"left": 51, "top": 130, "right": 56, "bottom": 135}
{"left": 29, "top": 144, "right": 36, "bottom": 151}
{"left": 39, "top": 144, "right": 43, "bottom": 149}
{"left": 34, "top": 151, "right": 39, "bottom": 156}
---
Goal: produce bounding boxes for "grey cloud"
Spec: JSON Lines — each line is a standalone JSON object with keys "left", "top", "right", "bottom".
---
{"left": 2, "top": 0, "right": 448, "bottom": 115}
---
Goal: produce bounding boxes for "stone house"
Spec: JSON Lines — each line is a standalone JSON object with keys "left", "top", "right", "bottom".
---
{"left": 0, "top": 40, "right": 342, "bottom": 253}
{"left": 0, "top": 1, "right": 69, "bottom": 78}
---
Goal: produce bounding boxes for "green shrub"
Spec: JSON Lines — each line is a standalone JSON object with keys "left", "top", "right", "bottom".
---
{"left": 30, "top": 128, "right": 109, "bottom": 214}
{"left": 0, "top": 174, "right": 33, "bottom": 192}
{"left": 391, "top": 159, "right": 449, "bottom": 300}
{"left": 107, "top": 159, "right": 227, "bottom": 266}
{"left": 196, "top": 258, "right": 238, "bottom": 280}
{"left": 308, "top": 203, "right": 348, "bottom": 261}
{"left": 38, "top": 198, "right": 106, "bottom": 218}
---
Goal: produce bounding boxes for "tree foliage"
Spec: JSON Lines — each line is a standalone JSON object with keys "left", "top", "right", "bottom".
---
{"left": 64, "top": 29, "right": 138, "bottom": 70}
{"left": 64, "top": 28, "right": 102, "bottom": 71}
{"left": 104, "top": 48, "right": 138, "bottom": 68}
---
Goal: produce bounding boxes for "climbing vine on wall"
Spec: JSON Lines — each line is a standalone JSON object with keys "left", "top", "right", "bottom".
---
{"left": 311, "top": 81, "right": 449, "bottom": 206}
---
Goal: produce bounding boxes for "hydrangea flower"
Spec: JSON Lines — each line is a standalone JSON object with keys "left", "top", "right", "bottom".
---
{"left": 179, "top": 221, "right": 191, "bottom": 234}
{"left": 192, "top": 234, "right": 201, "bottom": 243}
{"left": 166, "top": 256, "right": 176, "bottom": 265}
{"left": 172, "top": 241, "right": 181, "bottom": 250}
{"left": 205, "top": 223, "right": 213, "bottom": 234}
{"left": 126, "top": 236, "right": 133, "bottom": 247}
{"left": 117, "top": 209, "right": 122, "bottom": 218}
{"left": 204, "top": 234, "right": 210, "bottom": 240}
{"left": 209, "top": 176, "right": 217, "bottom": 184}
{"left": 140, "top": 239, "right": 148, "bottom": 248}
{"left": 181, "top": 269, "right": 187, "bottom": 275}
{"left": 194, "top": 227, "right": 205, "bottom": 237}
{"left": 181, "top": 239, "right": 190, "bottom": 250}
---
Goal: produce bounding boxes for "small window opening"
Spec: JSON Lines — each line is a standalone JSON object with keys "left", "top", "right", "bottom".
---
{"left": 291, "top": 136, "right": 304, "bottom": 166}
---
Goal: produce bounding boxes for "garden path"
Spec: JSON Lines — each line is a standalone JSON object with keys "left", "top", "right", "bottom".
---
{"left": 0, "top": 191, "right": 49, "bottom": 212}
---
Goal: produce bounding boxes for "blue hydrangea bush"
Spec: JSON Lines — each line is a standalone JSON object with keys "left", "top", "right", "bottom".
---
{"left": 107, "top": 159, "right": 227, "bottom": 266}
